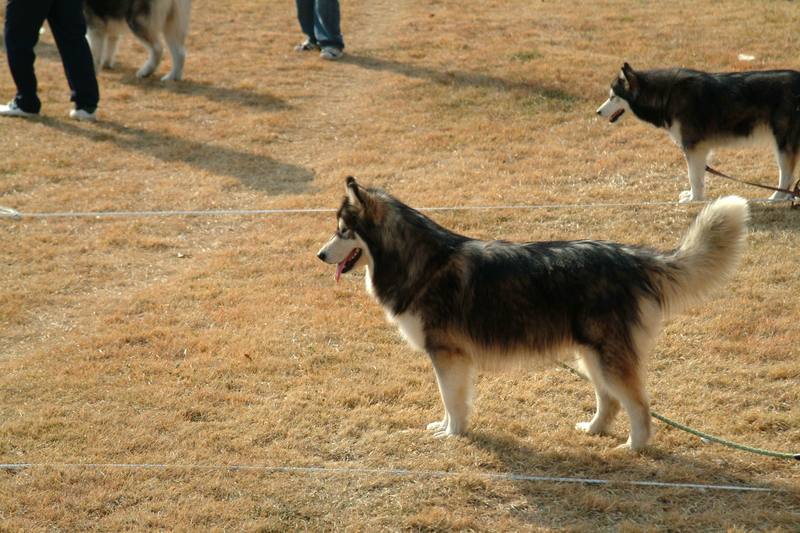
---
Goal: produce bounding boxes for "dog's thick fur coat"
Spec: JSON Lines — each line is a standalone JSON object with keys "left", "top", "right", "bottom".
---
{"left": 597, "top": 63, "right": 800, "bottom": 203}
{"left": 318, "top": 178, "right": 748, "bottom": 450}
{"left": 84, "top": 0, "right": 191, "bottom": 81}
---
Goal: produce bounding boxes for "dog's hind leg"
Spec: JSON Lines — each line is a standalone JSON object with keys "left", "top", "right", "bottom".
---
{"left": 428, "top": 351, "right": 474, "bottom": 437}
{"left": 770, "top": 149, "right": 797, "bottom": 201}
{"left": 679, "top": 147, "right": 710, "bottom": 203}
{"left": 132, "top": 29, "right": 162, "bottom": 78}
{"left": 160, "top": 0, "right": 190, "bottom": 81}
{"left": 606, "top": 370, "right": 651, "bottom": 451}
{"left": 102, "top": 23, "right": 125, "bottom": 69}
{"left": 129, "top": 5, "right": 168, "bottom": 78}
{"left": 86, "top": 25, "right": 106, "bottom": 72}
{"left": 575, "top": 349, "right": 620, "bottom": 435}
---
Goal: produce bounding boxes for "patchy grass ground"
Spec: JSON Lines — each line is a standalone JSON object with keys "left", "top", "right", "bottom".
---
{"left": 1, "top": 0, "right": 799, "bottom": 530}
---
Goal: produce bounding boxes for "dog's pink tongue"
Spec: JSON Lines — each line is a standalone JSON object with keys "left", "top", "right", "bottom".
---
{"left": 335, "top": 260, "right": 346, "bottom": 282}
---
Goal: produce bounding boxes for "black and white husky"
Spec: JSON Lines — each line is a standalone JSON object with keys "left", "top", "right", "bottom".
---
{"left": 597, "top": 63, "right": 800, "bottom": 203}
{"left": 317, "top": 177, "right": 748, "bottom": 450}
{"left": 83, "top": 0, "right": 191, "bottom": 81}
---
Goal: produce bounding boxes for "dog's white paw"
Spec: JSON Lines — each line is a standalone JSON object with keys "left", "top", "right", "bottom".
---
{"left": 432, "top": 427, "right": 463, "bottom": 438}
{"left": 426, "top": 420, "right": 446, "bottom": 432}
{"left": 136, "top": 64, "right": 156, "bottom": 78}
{"left": 678, "top": 190, "right": 697, "bottom": 203}
{"left": 614, "top": 438, "right": 646, "bottom": 452}
{"left": 161, "top": 71, "right": 182, "bottom": 82}
{"left": 768, "top": 191, "right": 792, "bottom": 202}
{"left": 576, "top": 421, "right": 603, "bottom": 435}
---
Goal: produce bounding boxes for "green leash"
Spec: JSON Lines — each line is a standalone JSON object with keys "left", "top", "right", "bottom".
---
{"left": 559, "top": 363, "right": 800, "bottom": 461}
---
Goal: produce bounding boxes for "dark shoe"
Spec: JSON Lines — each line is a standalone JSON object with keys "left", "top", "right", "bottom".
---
{"left": 294, "top": 39, "right": 320, "bottom": 52}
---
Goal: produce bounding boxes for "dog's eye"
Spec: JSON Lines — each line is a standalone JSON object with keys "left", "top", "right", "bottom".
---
{"left": 337, "top": 228, "right": 353, "bottom": 239}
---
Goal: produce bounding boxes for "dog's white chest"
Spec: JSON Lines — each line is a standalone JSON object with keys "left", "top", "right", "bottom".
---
{"left": 667, "top": 120, "right": 683, "bottom": 146}
{"left": 388, "top": 311, "right": 426, "bottom": 352}
{"left": 364, "top": 266, "right": 376, "bottom": 297}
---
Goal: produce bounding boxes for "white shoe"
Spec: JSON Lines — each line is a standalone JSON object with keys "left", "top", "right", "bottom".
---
{"left": 0, "top": 100, "right": 37, "bottom": 118}
{"left": 320, "top": 47, "right": 344, "bottom": 60}
{"left": 69, "top": 108, "right": 97, "bottom": 122}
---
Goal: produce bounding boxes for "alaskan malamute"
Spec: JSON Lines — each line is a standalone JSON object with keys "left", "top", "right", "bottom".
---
{"left": 317, "top": 177, "right": 748, "bottom": 450}
{"left": 597, "top": 63, "right": 800, "bottom": 203}
{"left": 83, "top": 0, "right": 191, "bottom": 81}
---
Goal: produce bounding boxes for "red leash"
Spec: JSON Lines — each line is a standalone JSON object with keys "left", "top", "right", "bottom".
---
{"left": 705, "top": 165, "right": 800, "bottom": 208}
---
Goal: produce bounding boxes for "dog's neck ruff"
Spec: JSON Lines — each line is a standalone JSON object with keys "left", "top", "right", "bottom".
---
{"left": 362, "top": 202, "right": 467, "bottom": 316}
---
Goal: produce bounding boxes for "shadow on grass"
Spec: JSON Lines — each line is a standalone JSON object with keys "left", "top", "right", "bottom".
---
{"left": 37, "top": 117, "right": 314, "bottom": 194}
{"left": 116, "top": 74, "right": 290, "bottom": 112}
{"left": 468, "top": 430, "right": 799, "bottom": 527}
{"left": 747, "top": 201, "right": 800, "bottom": 232}
{"left": 341, "top": 52, "right": 577, "bottom": 102}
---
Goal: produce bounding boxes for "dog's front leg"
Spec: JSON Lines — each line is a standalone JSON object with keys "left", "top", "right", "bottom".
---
{"left": 428, "top": 351, "right": 474, "bottom": 438}
{"left": 770, "top": 150, "right": 797, "bottom": 201}
{"left": 86, "top": 27, "right": 106, "bottom": 72}
{"left": 679, "top": 147, "right": 709, "bottom": 203}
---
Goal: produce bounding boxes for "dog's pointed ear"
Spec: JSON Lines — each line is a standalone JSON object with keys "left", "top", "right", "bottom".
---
{"left": 345, "top": 176, "right": 363, "bottom": 207}
{"left": 621, "top": 62, "right": 639, "bottom": 94}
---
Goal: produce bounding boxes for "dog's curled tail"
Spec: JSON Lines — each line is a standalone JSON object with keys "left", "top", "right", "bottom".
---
{"left": 657, "top": 196, "right": 749, "bottom": 316}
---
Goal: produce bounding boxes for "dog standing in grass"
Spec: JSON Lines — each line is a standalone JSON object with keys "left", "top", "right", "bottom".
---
{"left": 318, "top": 177, "right": 748, "bottom": 450}
{"left": 597, "top": 62, "right": 800, "bottom": 203}
{"left": 83, "top": 0, "right": 190, "bottom": 81}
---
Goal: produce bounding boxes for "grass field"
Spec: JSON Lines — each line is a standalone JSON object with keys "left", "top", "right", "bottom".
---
{"left": 1, "top": 0, "right": 799, "bottom": 530}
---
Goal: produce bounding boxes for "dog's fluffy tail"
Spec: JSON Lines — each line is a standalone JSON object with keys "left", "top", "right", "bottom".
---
{"left": 655, "top": 196, "right": 749, "bottom": 317}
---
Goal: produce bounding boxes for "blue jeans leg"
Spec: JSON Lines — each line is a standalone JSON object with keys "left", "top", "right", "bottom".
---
{"left": 313, "top": 0, "right": 343, "bottom": 50}
{"left": 47, "top": 0, "right": 99, "bottom": 111}
{"left": 4, "top": 0, "right": 51, "bottom": 113}
{"left": 295, "top": 0, "right": 317, "bottom": 44}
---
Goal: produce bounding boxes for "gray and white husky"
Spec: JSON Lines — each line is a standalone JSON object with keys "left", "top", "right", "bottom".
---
{"left": 317, "top": 177, "right": 748, "bottom": 450}
{"left": 597, "top": 63, "right": 800, "bottom": 203}
{"left": 83, "top": 0, "right": 191, "bottom": 81}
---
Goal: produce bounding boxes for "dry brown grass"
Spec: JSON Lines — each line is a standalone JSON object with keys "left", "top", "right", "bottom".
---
{"left": 1, "top": 0, "right": 799, "bottom": 530}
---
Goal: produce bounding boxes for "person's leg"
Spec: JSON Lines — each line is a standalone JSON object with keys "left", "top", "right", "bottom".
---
{"left": 313, "top": 0, "right": 343, "bottom": 50}
{"left": 4, "top": 0, "right": 52, "bottom": 113}
{"left": 295, "top": 0, "right": 318, "bottom": 46}
{"left": 47, "top": 0, "right": 99, "bottom": 112}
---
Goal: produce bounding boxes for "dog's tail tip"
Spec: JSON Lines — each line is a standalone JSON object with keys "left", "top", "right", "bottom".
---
{"left": 709, "top": 195, "right": 750, "bottom": 218}
{"left": 657, "top": 195, "right": 749, "bottom": 316}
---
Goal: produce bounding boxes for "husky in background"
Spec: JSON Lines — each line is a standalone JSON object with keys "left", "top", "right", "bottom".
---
{"left": 83, "top": 0, "right": 191, "bottom": 81}
{"left": 317, "top": 177, "right": 748, "bottom": 450}
{"left": 597, "top": 63, "right": 800, "bottom": 203}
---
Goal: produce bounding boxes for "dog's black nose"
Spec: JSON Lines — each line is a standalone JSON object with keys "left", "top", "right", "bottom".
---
{"left": 596, "top": 110, "right": 601, "bottom": 115}
{"left": 317, "top": 250, "right": 326, "bottom": 261}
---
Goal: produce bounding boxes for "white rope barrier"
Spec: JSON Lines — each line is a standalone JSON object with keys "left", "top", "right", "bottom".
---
{"left": 0, "top": 462, "right": 780, "bottom": 493}
{"left": 0, "top": 199, "right": 791, "bottom": 221}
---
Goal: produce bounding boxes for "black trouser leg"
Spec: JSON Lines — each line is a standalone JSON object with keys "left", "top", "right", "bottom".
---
{"left": 47, "top": 0, "right": 99, "bottom": 111}
{"left": 4, "top": 0, "right": 52, "bottom": 113}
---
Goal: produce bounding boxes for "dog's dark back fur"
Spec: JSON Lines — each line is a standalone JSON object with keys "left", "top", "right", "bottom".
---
{"left": 83, "top": 0, "right": 151, "bottom": 36}
{"left": 461, "top": 240, "right": 664, "bottom": 355}
{"left": 614, "top": 67, "right": 800, "bottom": 150}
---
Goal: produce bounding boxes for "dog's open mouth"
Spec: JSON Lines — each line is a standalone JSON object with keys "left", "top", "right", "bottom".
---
{"left": 609, "top": 108, "right": 625, "bottom": 123}
{"left": 335, "top": 248, "right": 363, "bottom": 282}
